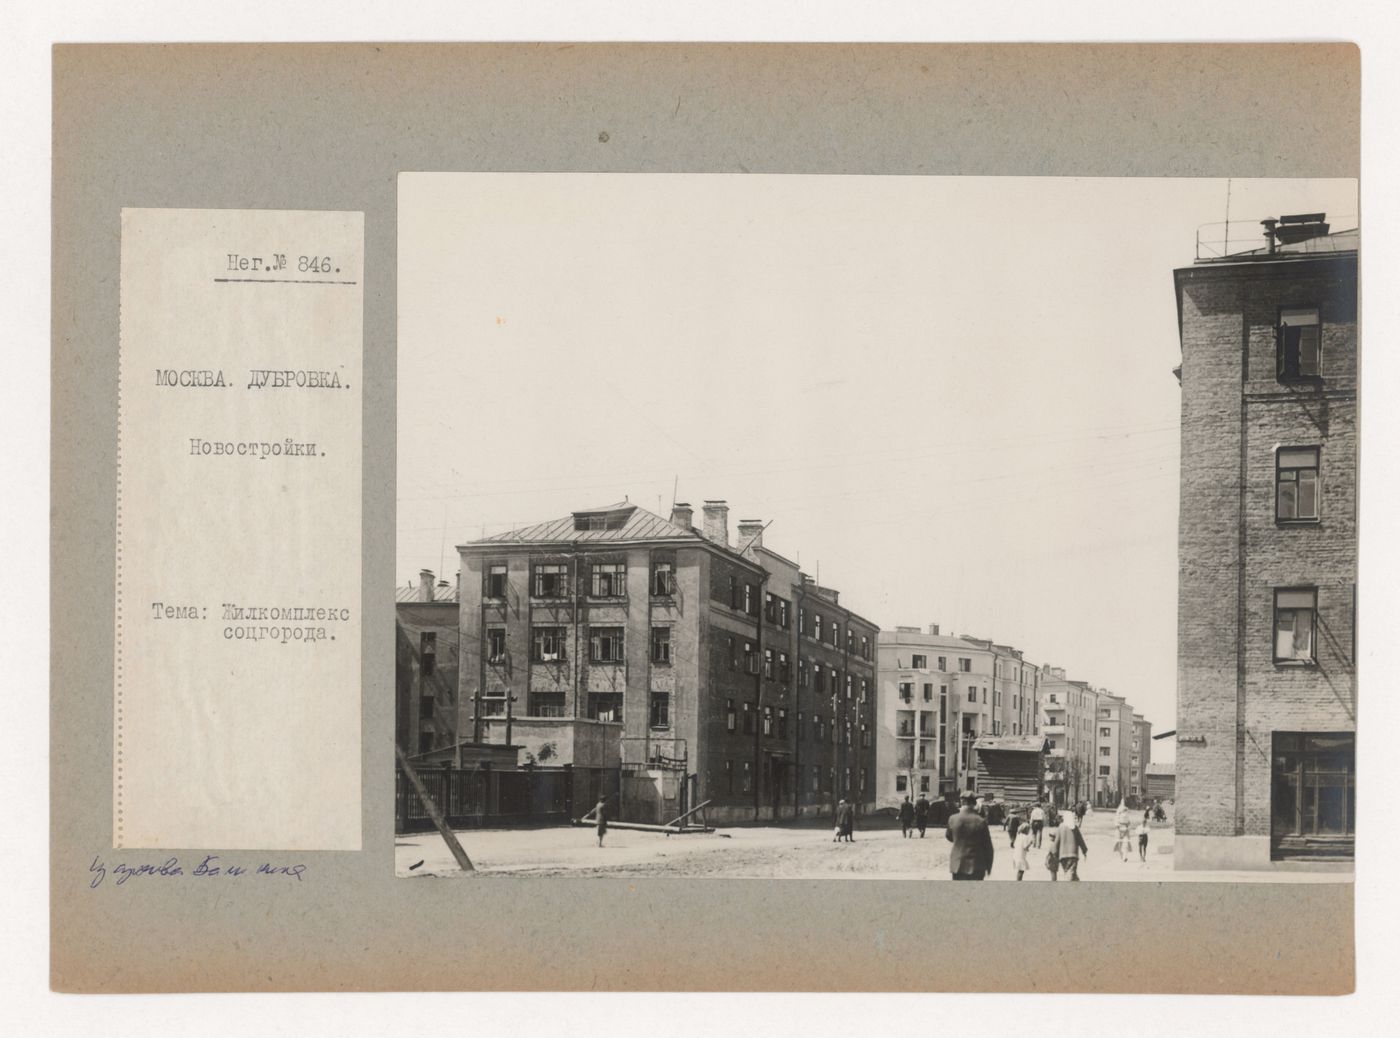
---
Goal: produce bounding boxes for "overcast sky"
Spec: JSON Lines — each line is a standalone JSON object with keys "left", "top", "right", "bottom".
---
{"left": 397, "top": 174, "right": 1357, "bottom": 756}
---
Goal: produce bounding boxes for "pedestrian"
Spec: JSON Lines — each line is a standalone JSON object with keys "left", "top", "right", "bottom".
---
{"left": 1074, "top": 799, "right": 1088, "bottom": 826}
{"left": 1006, "top": 805, "right": 1023, "bottom": 846}
{"left": 1136, "top": 816, "right": 1150, "bottom": 862}
{"left": 834, "top": 798, "right": 856, "bottom": 842}
{"left": 1114, "top": 800, "right": 1133, "bottom": 862}
{"left": 946, "top": 793, "right": 995, "bottom": 880}
{"left": 975, "top": 794, "right": 987, "bottom": 819}
{"left": 1013, "top": 818, "right": 1034, "bottom": 881}
{"left": 1030, "top": 801, "right": 1046, "bottom": 848}
{"left": 593, "top": 796, "right": 609, "bottom": 848}
{"left": 899, "top": 796, "right": 915, "bottom": 838}
{"left": 1044, "top": 821, "right": 1061, "bottom": 881}
{"left": 1055, "top": 812, "right": 1089, "bottom": 880}
{"left": 914, "top": 793, "right": 930, "bottom": 838}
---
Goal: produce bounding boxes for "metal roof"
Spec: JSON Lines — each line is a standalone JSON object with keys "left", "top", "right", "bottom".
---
{"left": 1198, "top": 226, "right": 1357, "bottom": 264}
{"left": 473, "top": 502, "right": 705, "bottom": 546}
{"left": 395, "top": 583, "right": 458, "bottom": 603}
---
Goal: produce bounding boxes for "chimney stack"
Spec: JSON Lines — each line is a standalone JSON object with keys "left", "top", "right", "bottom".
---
{"left": 1261, "top": 217, "right": 1278, "bottom": 254}
{"left": 737, "top": 519, "right": 764, "bottom": 555}
{"left": 419, "top": 568, "right": 435, "bottom": 602}
{"left": 928, "top": 623, "right": 941, "bottom": 636}
{"left": 702, "top": 500, "right": 729, "bottom": 546}
{"left": 670, "top": 501, "right": 694, "bottom": 530}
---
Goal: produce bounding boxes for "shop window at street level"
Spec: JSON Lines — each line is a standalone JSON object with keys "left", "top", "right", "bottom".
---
{"left": 1277, "top": 446, "right": 1321, "bottom": 522}
{"left": 1274, "top": 588, "right": 1317, "bottom": 663}
{"left": 1277, "top": 306, "right": 1322, "bottom": 380}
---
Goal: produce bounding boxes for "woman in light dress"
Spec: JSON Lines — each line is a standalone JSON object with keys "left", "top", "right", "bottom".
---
{"left": 1114, "top": 800, "right": 1133, "bottom": 861}
{"left": 1012, "top": 818, "right": 1035, "bottom": 880}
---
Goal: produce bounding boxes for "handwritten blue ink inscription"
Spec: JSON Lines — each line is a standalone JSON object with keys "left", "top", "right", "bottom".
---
{"left": 89, "top": 854, "right": 306, "bottom": 889}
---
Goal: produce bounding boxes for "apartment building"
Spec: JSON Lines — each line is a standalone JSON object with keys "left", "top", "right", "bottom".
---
{"left": 456, "top": 498, "right": 877, "bottom": 825}
{"left": 1094, "top": 693, "right": 1134, "bottom": 806}
{"left": 1130, "top": 713, "right": 1153, "bottom": 800}
{"left": 1173, "top": 213, "right": 1357, "bottom": 868}
{"left": 395, "top": 569, "right": 460, "bottom": 756}
{"left": 1039, "top": 666, "right": 1099, "bottom": 807}
{"left": 877, "top": 627, "right": 1040, "bottom": 803}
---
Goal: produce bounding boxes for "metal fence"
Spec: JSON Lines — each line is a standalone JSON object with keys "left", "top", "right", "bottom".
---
{"left": 394, "top": 763, "right": 619, "bottom": 834}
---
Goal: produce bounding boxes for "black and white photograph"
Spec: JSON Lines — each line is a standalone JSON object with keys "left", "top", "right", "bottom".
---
{"left": 393, "top": 173, "right": 1358, "bottom": 883}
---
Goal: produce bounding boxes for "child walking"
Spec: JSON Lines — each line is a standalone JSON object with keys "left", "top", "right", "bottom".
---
{"left": 1136, "top": 817, "right": 1150, "bottom": 862}
{"left": 1013, "top": 819, "right": 1034, "bottom": 880}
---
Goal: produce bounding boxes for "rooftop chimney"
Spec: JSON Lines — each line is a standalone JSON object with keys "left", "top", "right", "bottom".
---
{"left": 927, "top": 623, "right": 941, "bottom": 636}
{"left": 737, "top": 519, "right": 764, "bottom": 556}
{"left": 419, "top": 568, "right": 435, "bottom": 603}
{"left": 702, "top": 500, "right": 729, "bottom": 547}
{"left": 1261, "top": 217, "right": 1278, "bottom": 254}
{"left": 670, "top": 501, "right": 694, "bottom": 530}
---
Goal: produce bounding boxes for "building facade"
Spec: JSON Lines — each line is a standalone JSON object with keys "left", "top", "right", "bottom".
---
{"left": 878, "top": 627, "right": 1041, "bottom": 805}
{"left": 395, "top": 569, "right": 461, "bottom": 757}
{"left": 1130, "top": 714, "right": 1152, "bottom": 800}
{"left": 456, "top": 499, "right": 877, "bottom": 825}
{"left": 1094, "top": 693, "right": 1134, "bottom": 806}
{"left": 1039, "top": 667, "right": 1099, "bottom": 807}
{"left": 1173, "top": 214, "right": 1357, "bottom": 868}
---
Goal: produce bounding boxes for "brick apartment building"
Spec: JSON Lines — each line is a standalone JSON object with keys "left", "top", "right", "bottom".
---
{"left": 455, "top": 499, "right": 878, "bottom": 825}
{"left": 395, "top": 569, "right": 460, "bottom": 756}
{"left": 1173, "top": 213, "right": 1357, "bottom": 869}
{"left": 877, "top": 627, "right": 1040, "bottom": 805}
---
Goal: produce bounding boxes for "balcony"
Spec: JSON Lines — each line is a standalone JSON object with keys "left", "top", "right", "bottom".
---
{"left": 1042, "top": 722, "right": 1065, "bottom": 735}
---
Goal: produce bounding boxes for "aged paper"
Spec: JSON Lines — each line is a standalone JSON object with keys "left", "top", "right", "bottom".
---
{"left": 115, "top": 208, "right": 363, "bottom": 850}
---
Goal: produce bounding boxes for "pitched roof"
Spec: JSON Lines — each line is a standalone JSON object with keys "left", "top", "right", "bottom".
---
{"left": 472, "top": 502, "right": 705, "bottom": 546}
{"left": 395, "top": 582, "right": 459, "bottom": 603}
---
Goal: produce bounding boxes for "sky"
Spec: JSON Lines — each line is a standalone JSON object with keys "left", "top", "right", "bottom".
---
{"left": 397, "top": 174, "right": 1357, "bottom": 758}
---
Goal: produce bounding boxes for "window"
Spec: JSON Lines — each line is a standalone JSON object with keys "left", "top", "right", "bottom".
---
{"left": 1100, "top": 727, "right": 1111, "bottom": 738}
{"left": 966, "top": 686, "right": 976, "bottom": 703}
{"left": 726, "top": 699, "right": 736, "bottom": 732}
{"left": 862, "top": 678, "right": 870, "bottom": 703}
{"left": 861, "top": 635, "right": 870, "bottom": 659}
{"left": 729, "top": 575, "right": 740, "bottom": 609}
{"left": 811, "top": 766, "right": 821, "bottom": 793}
{"left": 420, "top": 632, "right": 436, "bottom": 676}
{"left": 912, "top": 654, "right": 927, "bottom": 669}
{"left": 797, "top": 607, "right": 806, "bottom": 634}
{"left": 420, "top": 695, "right": 434, "bottom": 720}
{"left": 1100, "top": 747, "right": 1111, "bottom": 757}
{"left": 725, "top": 760, "right": 734, "bottom": 793}
{"left": 486, "top": 563, "right": 507, "bottom": 599}
{"left": 418, "top": 730, "right": 434, "bottom": 754}
{"left": 650, "top": 691, "right": 670, "bottom": 729}
{"left": 728, "top": 636, "right": 737, "bottom": 671}
{"left": 533, "top": 563, "right": 568, "bottom": 598}
{"left": 743, "top": 582, "right": 756, "bottom": 616}
{"left": 1277, "top": 306, "right": 1321, "bottom": 379}
{"left": 651, "top": 626, "right": 671, "bottom": 664}
{"left": 958, "top": 657, "right": 972, "bottom": 672}
{"left": 762, "top": 706, "right": 774, "bottom": 736}
{"left": 777, "top": 708, "right": 788, "bottom": 739}
{"left": 591, "top": 562, "right": 625, "bottom": 597}
{"left": 744, "top": 641, "right": 759, "bottom": 674}
{"left": 896, "top": 774, "right": 908, "bottom": 793}
{"left": 651, "top": 560, "right": 675, "bottom": 596}
{"left": 815, "top": 666, "right": 825, "bottom": 694}
{"left": 832, "top": 622, "right": 841, "bottom": 646}
{"left": 742, "top": 761, "right": 753, "bottom": 793}
{"left": 938, "top": 656, "right": 947, "bottom": 671}
{"left": 1274, "top": 588, "right": 1317, "bottom": 663}
{"left": 798, "top": 657, "right": 808, "bottom": 687}
{"left": 845, "top": 673, "right": 853, "bottom": 699}
{"left": 588, "top": 692, "right": 622, "bottom": 722}
{"left": 532, "top": 626, "right": 566, "bottom": 662}
{"left": 528, "top": 692, "right": 565, "bottom": 718}
{"left": 919, "top": 775, "right": 930, "bottom": 793}
{"left": 778, "top": 652, "right": 791, "bottom": 683}
{"left": 814, "top": 715, "right": 825, "bottom": 742}
{"left": 1048, "top": 739, "right": 1057, "bottom": 751}
{"left": 1277, "top": 447, "right": 1320, "bottom": 521}
{"left": 589, "top": 626, "right": 624, "bottom": 663}
{"left": 743, "top": 702, "right": 755, "bottom": 735}
{"left": 780, "top": 599, "right": 790, "bottom": 629}
{"left": 763, "top": 648, "right": 774, "bottom": 679}
{"left": 1099, "top": 765, "right": 1111, "bottom": 777}
{"left": 486, "top": 627, "right": 506, "bottom": 664}
{"left": 922, "top": 683, "right": 933, "bottom": 702}
{"left": 813, "top": 613, "right": 823, "bottom": 641}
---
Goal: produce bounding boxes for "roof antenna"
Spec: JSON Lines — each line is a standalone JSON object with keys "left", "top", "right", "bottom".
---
{"left": 671, "top": 475, "right": 679, "bottom": 511}
{"left": 1223, "top": 177, "right": 1232, "bottom": 255}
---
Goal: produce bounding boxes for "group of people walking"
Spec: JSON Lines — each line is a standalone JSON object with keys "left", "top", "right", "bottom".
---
{"left": 944, "top": 793, "right": 1092, "bottom": 881}
{"left": 897, "top": 794, "right": 932, "bottom": 838}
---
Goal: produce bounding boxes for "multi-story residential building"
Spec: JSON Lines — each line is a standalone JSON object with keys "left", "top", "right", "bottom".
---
{"left": 1039, "top": 666, "right": 1099, "bottom": 807}
{"left": 1173, "top": 212, "right": 1357, "bottom": 868}
{"left": 1130, "top": 713, "right": 1152, "bottom": 801}
{"left": 1094, "top": 693, "right": 1134, "bottom": 806}
{"left": 395, "top": 569, "right": 460, "bottom": 756}
{"left": 455, "top": 498, "right": 877, "bottom": 825}
{"left": 878, "top": 626, "right": 1041, "bottom": 803}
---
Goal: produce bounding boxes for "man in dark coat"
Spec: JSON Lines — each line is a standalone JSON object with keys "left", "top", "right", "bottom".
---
{"left": 945, "top": 793, "right": 995, "bottom": 880}
{"left": 898, "top": 796, "right": 915, "bottom": 838}
{"left": 914, "top": 794, "right": 930, "bottom": 838}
